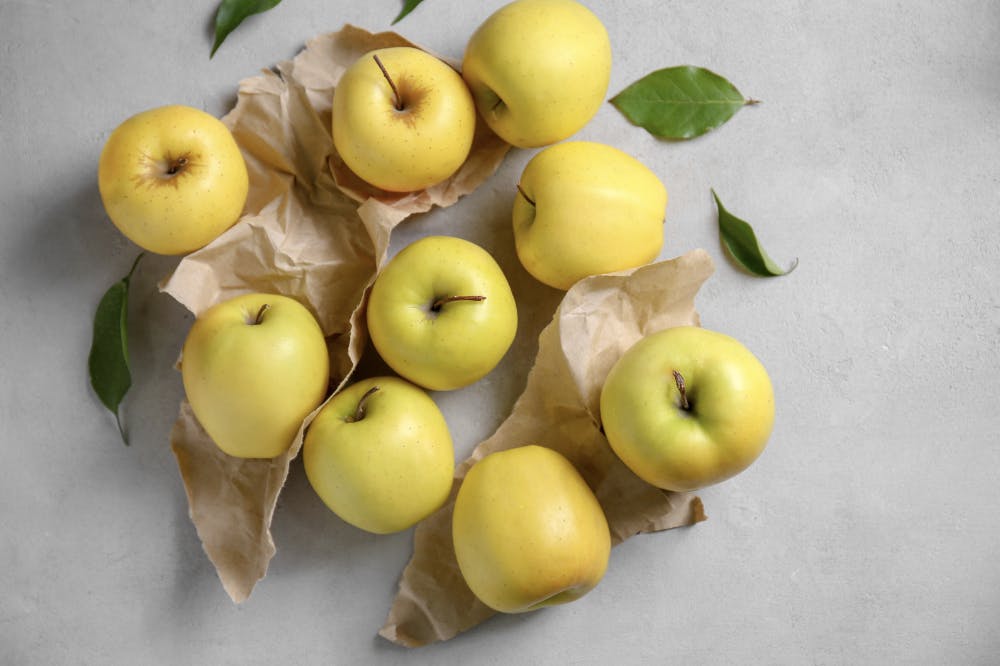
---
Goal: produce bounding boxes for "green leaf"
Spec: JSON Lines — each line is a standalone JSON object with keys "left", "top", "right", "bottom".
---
{"left": 211, "top": 0, "right": 282, "bottom": 58}
{"left": 611, "top": 65, "right": 758, "bottom": 140}
{"left": 88, "top": 253, "right": 144, "bottom": 444}
{"left": 392, "top": 0, "right": 426, "bottom": 24}
{"left": 713, "top": 191, "right": 797, "bottom": 277}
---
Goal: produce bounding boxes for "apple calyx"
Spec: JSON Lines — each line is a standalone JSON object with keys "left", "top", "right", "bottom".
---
{"left": 373, "top": 54, "right": 404, "bottom": 112}
{"left": 346, "top": 385, "right": 380, "bottom": 423}
{"left": 516, "top": 183, "right": 536, "bottom": 207}
{"left": 672, "top": 370, "right": 691, "bottom": 411}
{"left": 430, "top": 295, "right": 487, "bottom": 312}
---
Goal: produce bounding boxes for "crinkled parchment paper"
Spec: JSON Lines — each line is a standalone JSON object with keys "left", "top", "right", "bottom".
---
{"left": 159, "top": 25, "right": 509, "bottom": 603}
{"left": 380, "top": 250, "right": 714, "bottom": 647}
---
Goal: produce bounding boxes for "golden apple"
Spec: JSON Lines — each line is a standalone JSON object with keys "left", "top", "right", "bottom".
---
{"left": 452, "top": 445, "right": 611, "bottom": 613}
{"left": 98, "top": 105, "right": 249, "bottom": 255}
{"left": 366, "top": 236, "right": 518, "bottom": 391}
{"left": 600, "top": 326, "right": 775, "bottom": 491}
{"left": 462, "top": 0, "right": 612, "bottom": 148}
{"left": 332, "top": 46, "right": 477, "bottom": 192}
{"left": 513, "top": 141, "right": 668, "bottom": 290}
{"left": 181, "top": 293, "right": 329, "bottom": 459}
{"left": 303, "top": 376, "right": 455, "bottom": 534}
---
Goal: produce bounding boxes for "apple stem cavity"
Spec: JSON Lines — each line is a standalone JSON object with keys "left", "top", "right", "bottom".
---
{"left": 251, "top": 303, "right": 270, "bottom": 326}
{"left": 431, "top": 295, "right": 487, "bottom": 312}
{"left": 516, "top": 183, "right": 536, "bottom": 207}
{"left": 373, "top": 54, "right": 404, "bottom": 111}
{"left": 346, "top": 385, "right": 381, "bottom": 423}
{"left": 166, "top": 156, "right": 189, "bottom": 176}
{"left": 672, "top": 370, "right": 691, "bottom": 411}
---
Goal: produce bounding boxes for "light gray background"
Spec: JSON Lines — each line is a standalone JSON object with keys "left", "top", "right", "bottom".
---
{"left": 2, "top": 0, "right": 998, "bottom": 663}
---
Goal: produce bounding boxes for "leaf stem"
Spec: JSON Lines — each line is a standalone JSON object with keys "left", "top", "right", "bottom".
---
{"left": 116, "top": 409, "right": 129, "bottom": 446}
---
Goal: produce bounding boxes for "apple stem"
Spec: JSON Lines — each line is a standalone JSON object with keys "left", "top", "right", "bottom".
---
{"left": 431, "top": 295, "right": 486, "bottom": 312}
{"left": 253, "top": 303, "right": 270, "bottom": 325}
{"left": 672, "top": 370, "right": 691, "bottom": 411}
{"left": 166, "top": 156, "right": 188, "bottom": 176}
{"left": 347, "top": 385, "right": 380, "bottom": 423}
{"left": 516, "top": 183, "right": 535, "bottom": 207}
{"left": 373, "top": 54, "right": 404, "bottom": 111}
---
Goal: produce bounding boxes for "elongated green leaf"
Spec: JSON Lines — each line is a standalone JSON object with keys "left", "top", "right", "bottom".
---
{"left": 713, "top": 191, "right": 797, "bottom": 277}
{"left": 211, "top": 0, "right": 282, "bottom": 58}
{"left": 611, "top": 66, "right": 758, "bottom": 140}
{"left": 89, "top": 254, "right": 144, "bottom": 444}
{"left": 392, "top": 0, "right": 426, "bottom": 24}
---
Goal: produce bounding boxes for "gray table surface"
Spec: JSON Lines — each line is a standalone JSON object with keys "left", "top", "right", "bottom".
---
{"left": 2, "top": 1, "right": 998, "bottom": 663}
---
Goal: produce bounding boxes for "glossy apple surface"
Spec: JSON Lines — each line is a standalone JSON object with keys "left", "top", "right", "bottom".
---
{"left": 452, "top": 445, "right": 611, "bottom": 613}
{"left": 98, "top": 105, "right": 249, "bottom": 255}
{"left": 366, "top": 235, "right": 518, "bottom": 391}
{"left": 303, "top": 376, "right": 454, "bottom": 534}
{"left": 461, "top": 0, "right": 612, "bottom": 148}
{"left": 332, "top": 46, "right": 476, "bottom": 192}
{"left": 513, "top": 141, "right": 668, "bottom": 290}
{"left": 181, "top": 293, "right": 329, "bottom": 459}
{"left": 600, "top": 326, "right": 775, "bottom": 491}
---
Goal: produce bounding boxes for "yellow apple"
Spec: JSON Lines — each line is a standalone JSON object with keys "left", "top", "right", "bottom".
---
{"left": 303, "top": 376, "right": 454, "bottom": 534}
{"left": 98, "top": 105, "right": 249, "bottom": 255}
{"left": 600, "top": 326, "right": 775, "bottom": 492}
{"left": 452, "top": 445, "right": 611, "bottom": 613}
{"left": 332, "top": 46, "right": 477, "bottom": 192}
{"left": 366, "top": 235, "right": 518, "bottom": 391}
{"left": 461, "top": 0, "right": 612, "bottom": 148}
{"left": 513, "top": 141, "right": 668, "bottom": 290}
{"left": 181, "top": 293, "right": 330, "bottom": 459}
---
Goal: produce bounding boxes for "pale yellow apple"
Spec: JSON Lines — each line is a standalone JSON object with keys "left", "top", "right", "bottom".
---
{"left": 461, "top": 0, "right": 612, "bottom": 148}
{"left": 98, "top": 105, "right": 249, "bottom": 255}
{"left": 600, "top": 326, "right": 775, "bottom": 491}
{"left": 452, "top": 445, "right": 611, "bottom": 613}
{"left": 181, "top": 293, "right": 330, "bottom": 459}
{"left": 332, "top": 46, "right": 476, "bottom": 192}
{"left": 366, "top": 235, "right": 518, "bottom": 391}
{"left": 303, "top": 376, "right": 454, "bottom": 534}
{"left": 513, "top": 141, "right": 668, "bottom": 290}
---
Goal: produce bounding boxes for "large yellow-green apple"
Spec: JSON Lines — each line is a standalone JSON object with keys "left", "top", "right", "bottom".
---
{"left": 366, "top": 236, "right": 517, "bottom": 391}
{"left": 513, "top": 141, "right": 668, "bottom": 290}
{"left": 302, "top": 376, "right": 454, "bottom": 534}
{"left": 461, "top": 0, "right": 612, "bottom": 148}
{"left": 332, "top": 46, "right": 476, "bottom": 192}
{"left": 181, "top": 293, "right": 330, "bottom": 459}
{"left": 98, "top": 105, "right": 249, "bottom": 255}
{"left": 600, "top": 326, "right": 775, "bottom": 492}
{"left": 452, "top": 445, "right": 611, "bottom": 613}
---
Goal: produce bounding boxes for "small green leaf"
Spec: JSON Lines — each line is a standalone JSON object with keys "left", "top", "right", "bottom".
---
{"left": 611, "top": 65, "right": 758, "bottom": 140}
{"left": 211, "top": 0, "right": 282, "bottom": 58}
{"left": 88, "top": 253, "right": 144, "bottom": 444}
{"left": 713, "top": 191, "right": 797, "bottom": 277}
{"left": 392, "top": 0, "right": 425, "bottom": 24}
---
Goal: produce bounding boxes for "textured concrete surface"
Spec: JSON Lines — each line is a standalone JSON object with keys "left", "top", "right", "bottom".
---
{"left": 1, "top": 0, "right": 998, "bottom": 663}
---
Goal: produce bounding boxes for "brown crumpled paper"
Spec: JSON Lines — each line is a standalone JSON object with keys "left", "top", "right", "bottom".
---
{"left": 379, "top": 250, "right": 714, "bottom": 647}
{"left": 158, "top": 25, "right": 509, "bottom": 603}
